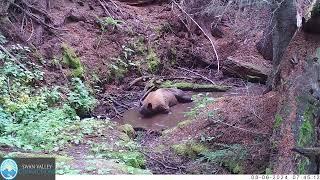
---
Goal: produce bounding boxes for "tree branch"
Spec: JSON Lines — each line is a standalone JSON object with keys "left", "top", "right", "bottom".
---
{"left": 172, "top": 0, "right": 220, "bottom": 72}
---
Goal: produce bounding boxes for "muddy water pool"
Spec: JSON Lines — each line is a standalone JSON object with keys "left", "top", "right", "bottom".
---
{"left": 119, "top": 85, "right": 265, "bottom": 131}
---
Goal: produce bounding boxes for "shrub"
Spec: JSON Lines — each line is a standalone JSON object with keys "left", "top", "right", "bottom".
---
{"left": 67, "top": 78, "right": 97, "bottom": 117}
{"left": 62, "top": 43, "right": 85, "bottom": 78}
{"left": 0, "top": 35, "right": 100, "bottom": 151}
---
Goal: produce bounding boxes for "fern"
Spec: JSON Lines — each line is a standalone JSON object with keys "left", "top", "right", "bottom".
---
{"left": 199, "top": 144, "right": 248, "bottom": 173}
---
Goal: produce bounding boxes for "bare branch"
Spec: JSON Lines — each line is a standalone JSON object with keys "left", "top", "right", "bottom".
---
{"left": 177, "top": 66, "right": 216, "bottom": 85}
{"left": 98, "top": 0, "right": 113, "bottom": 18}
{"left": 172, "top": 0, "right": 220, "bottom": 72}
{"left": 208, "top": 117, "right": 269, "bottom": 136}
{"left": 0, "top": 44, "right": 30, "bottom": 72}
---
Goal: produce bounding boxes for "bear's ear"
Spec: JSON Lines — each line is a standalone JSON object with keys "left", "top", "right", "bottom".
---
{"left": 147, "top": 103, "right": 152, "bottom": 109}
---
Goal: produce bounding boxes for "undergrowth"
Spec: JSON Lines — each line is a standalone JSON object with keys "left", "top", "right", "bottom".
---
{"left": 184, "top": 93, "right": 215, "bottom": 118}
{"left": 91, "top": 140, "right": 150, "bottom": 174}
{"left": 0, "top": 34, "right": 99, "bottom": 151}
{"left": 62, "top": 43, "right": 85, "bottom": 78}
{"left": 199, "top": 144, "right": 248, "bottom": 174}
{"left": 108, "top": 45, "right": 139, "bottom": 83}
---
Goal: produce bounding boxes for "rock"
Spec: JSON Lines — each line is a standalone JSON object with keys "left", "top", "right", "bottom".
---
{"left": 222, "top": 56, "right": 271, "bottom": 83}
{"left": 171, "top": 141, "right": 208, "bottom": 158}
{"left": 118, "top": 124, "right": 135, "bottom": 139}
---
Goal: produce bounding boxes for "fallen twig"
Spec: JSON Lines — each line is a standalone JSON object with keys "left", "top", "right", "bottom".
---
{"left": 20, "top": 0, "right": 52, "bottom": 20}
{"left": 129, "top": 75, "right": 198, "bottom": 88}
{"left": 108, "top": 96, "right": 130, "bottom": 110}
{"left": 105, "top": 99, "right": 122, "bottom": 119}
{"left": 163, "top": 76, "right": 196, "bottom": 81}
{"left": 177, "top": 67, "right": 216, "bottom": 85}
{"left": 112, "top": 105, "right": 122, "bottom": 118}
{"left": 11, "top": 2, "right": 67, "bottom": 31}
{"left": 26, "top": 17, "right": 34, "bottom": 42}
{"left": 108, "top": 0, "right": 124, "bottom": 17}
{"left": 172, "top": 0, "right": 220, "bottom": 72}
{"left": 98, "top": 0, "right": 113, "bottom": 18}
{"left": 140, "top": 86, "right": 156, "bottom": 103}
{"left": 0, "top": 44, "right": 30, "bottom": 72}
{"left": 129, "top": 75, "right": 154, "bottom": 88}
{"left": 141, "top": 151, "right": 179, "bottom": 170}
{"left": 208, "top": 117, "right": 269, "bottom": 136}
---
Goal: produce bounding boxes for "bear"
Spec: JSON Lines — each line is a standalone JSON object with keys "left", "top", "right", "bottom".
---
{"left": 139, "top": 88, "right": 192, "bottom": 117}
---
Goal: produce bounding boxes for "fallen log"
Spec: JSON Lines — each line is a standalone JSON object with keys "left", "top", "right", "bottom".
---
{"left": 160, "top": 81, "right": 231, "bottom": 92}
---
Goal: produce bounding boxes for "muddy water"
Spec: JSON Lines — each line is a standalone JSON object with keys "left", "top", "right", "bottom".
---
{"left": 119, "top": 92, "right": 225, "bottom": 131}
{"left": 120, "top": 102, "right": 194, "bottom": 131}
{"left": 119, "top": 85, "right": 266, "bottom": 131}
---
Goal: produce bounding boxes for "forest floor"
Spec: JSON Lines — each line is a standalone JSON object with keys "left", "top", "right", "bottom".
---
{"left": 0, "top": 0, "right": 281, "bottom": 174}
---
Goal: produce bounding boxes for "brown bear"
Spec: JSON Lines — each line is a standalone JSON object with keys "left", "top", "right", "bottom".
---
{"left": 139, "top": 88, "right": 192, "bottom": 117}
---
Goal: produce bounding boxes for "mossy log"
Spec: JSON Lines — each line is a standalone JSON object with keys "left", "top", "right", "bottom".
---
{"left": 160, "top": 81, "right": 231, "bottom": 92}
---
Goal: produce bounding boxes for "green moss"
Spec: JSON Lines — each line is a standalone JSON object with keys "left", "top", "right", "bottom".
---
{"left": 271, "top": 140, "right": 278, "bottom": 151}
{"left": 172, "top": 141, "right": 208, "bottom": 157}
{"left": 71, "top": 67, "right": 85, "bottom": 79}
{"left": 177, "top": 120, "right": 193, "bottom": 129}
{"left": 98, "top": 150, "right": 145, "bottom": 169}
{"left": 62, "top": 43, "right": 85, "bottom": 78}
{"left": 190, "top": 143, "right": 208, "bottom": 154}
{"left": 146, "top": 49, "right": 160, "bottom": 73}
{"left": 90, "top": 139, "right": 147, "bottom": 174}
{"left": 265, "top": 167, "right": 272, "bottom": 175}
{"left": 130, "top": 37, "right": 146, "bottom": 55}
{"left": 226, "top": 163, "right": 243, "bottom": 174}
{"left": 118, "top": 124, "right": 135, "bottom": 139}
{"left": 298, "top": 106, "right": 315, "bottom": 146}
{"left": 161, "top": 81, "right": 231, "bottom": 92}
{"left": 274, "top": 114, "right": 283, "bottom": 129}
{"left": 298, "top": 157, "right": 310, "bottom": 174}
{"left": 168, "top": 47, "right": 177, "bottom": 65}
{"left": 118, "top": 132, "right": 131, "bottom": 142}
{"left": 162, "top": 127, "right": 177, "bottom": 135}
{"left": 296, "top": 105, "right": 314, "bottom": 174}
{"left": 108, "top": 64, "right": 128, "bottom": 82}
{"left": 172, "top": 144, "right": 188, "bottom": 156}
{"left": 5, "top": 152, "right": 73, "bottom": 163}
{"left": 154, "top": 145, "right": 165, "bottom": 153}
{"left": 123, "top": 166, "right": 152, "bottom": 175}
{"left": 311, "top": 3, "right": 320, "bottom": 17}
